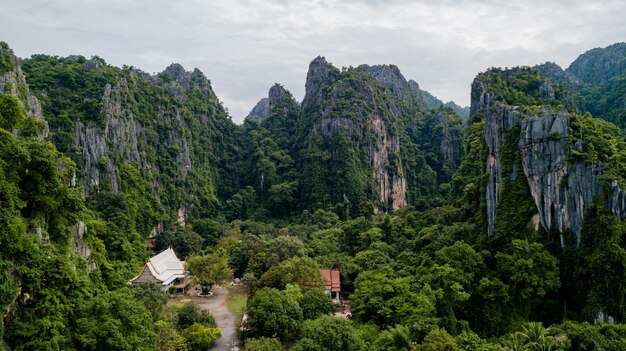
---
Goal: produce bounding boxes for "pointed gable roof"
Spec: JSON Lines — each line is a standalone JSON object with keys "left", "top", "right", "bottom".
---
{"left": 130, "top": 247, "right": 186, "bottom": 286}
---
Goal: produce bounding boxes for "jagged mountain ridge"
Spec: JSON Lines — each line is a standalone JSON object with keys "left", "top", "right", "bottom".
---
{"left": 8, "top": 40, "right": 625, "bottom": 240}
{"left": 246, "top": 69, "right": 469, "bottom": 121}
{"left": 6, "top": 43, "right": 466, "bottom": 227}
{"left": 536, "top": 42, "right": 626, "bottom": 86}
{"left": 245, "top": 57, "right": 465, "bottom": 214}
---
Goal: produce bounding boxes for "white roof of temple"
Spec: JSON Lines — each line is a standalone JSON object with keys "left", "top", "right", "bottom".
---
{"left": 129, "top": 247, "right": 186, "bottom": 287}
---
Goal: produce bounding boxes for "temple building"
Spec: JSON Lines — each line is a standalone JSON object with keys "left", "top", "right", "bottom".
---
{"left": 129, "top": 247, "right": 189, "bottom": 294}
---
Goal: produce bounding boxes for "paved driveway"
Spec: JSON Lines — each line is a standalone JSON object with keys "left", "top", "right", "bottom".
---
{"left": 186, "top": 286, "right": 241, "bottom": 351}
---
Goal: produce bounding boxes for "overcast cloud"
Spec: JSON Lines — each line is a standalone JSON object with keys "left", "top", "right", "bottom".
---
{"left": 1, "top": 0, "right": 625, "bottom": 123}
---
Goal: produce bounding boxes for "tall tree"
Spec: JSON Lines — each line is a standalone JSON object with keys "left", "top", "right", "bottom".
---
{"left": 186, "top": 253, "right": 232, "bottom": 295}
{"left": 246, "top": 287, "right": 303, "bottom": 340}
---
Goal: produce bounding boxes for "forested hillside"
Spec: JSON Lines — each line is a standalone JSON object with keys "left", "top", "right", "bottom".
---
{"left": 2, "top": 41, "right": 626, "bottom": 350}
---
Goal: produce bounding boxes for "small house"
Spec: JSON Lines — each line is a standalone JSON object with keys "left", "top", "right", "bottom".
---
{"left": 319, "top": 268, "right": 341, "bottom": 302}
{"left": 129, "top": 247, "right": 189, "bottom": 294}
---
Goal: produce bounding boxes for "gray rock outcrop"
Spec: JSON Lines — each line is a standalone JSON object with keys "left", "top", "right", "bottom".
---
{"left": 473, "top": 69, "right": 626, "bottom": 243}
{"left": 72, "top": 63, "right": 220, "bottom": 205}
{"left": 268, "top": 84, "right": 292, "bottom": 116}
{"left": 304, "top": 56, "right": 335, "bottom": 108}
{"left": 0, "top": 42, "right": 48, "bottom": 138}
{"left": 71, "top": 221, "right": 96, "bottom": 272}
{"left": 246, "top": 97, "right": 269, "bottom": 122}
{"left": 361, "top": 64, "right": 411, "bottom": 99}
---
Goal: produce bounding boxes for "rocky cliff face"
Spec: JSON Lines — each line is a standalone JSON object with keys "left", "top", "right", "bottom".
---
{"left": 246, "top": 97, "right": 269, "bottom": 122}
{"left": 75, "top": 78, "right": 137, "bottom": 192}
{"left": 0, "top": 42, "right": 48, "bottom": 137}
{"left": 73, "top": 65, "right": 203, "bottom": 195}
{"left": 369, "top": 115, "right": 407, "bottom": 211}
{"left": 287, "top": 57, "right": 465, "bottom": 213}
{"left": 71, "top": 221, "right": 96, "bottom": 272}
{"left": 361, "top": 64, "right": 413, "bottom": 100}
{"left": 267, "top": 83, "right": 300, "bottom": 131}
{"left": 518, "top": 110, "right": 596, "bottom": 244}
{"left": 300, "top": 58, "right": 409, "bottom": 212}
{"left": 268, "top": 84, "right": 293, "bottom": 112}
{"left": 362, "top": 64, "right": 465, "bottom": 209}
{"left": 21, "top": 54, "right": 235, "bottom": 223}
{"left": 303, "top": 56, "right": 337, "bottom": 109}
{"left": 473, "top": 67, "right": 626, "bottom": 243}
{"left": 475, "top": 96, "right": 520, "bottom": 235}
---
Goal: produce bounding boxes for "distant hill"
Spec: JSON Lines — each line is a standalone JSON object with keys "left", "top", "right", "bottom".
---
{"left": 535, "top": 42, "right": 626, "bottom": 128}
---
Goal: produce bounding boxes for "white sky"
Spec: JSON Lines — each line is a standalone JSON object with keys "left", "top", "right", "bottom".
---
{"left": 1, "top": 0, "right": 625, "bottom": 123}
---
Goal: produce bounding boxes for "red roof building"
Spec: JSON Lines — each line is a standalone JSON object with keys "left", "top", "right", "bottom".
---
{"left": 320, "top": 268, "right": 341, "bottom": 301}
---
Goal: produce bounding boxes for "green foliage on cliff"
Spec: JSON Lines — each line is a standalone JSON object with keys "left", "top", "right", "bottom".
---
{"left": 0, "top": 42, "right": 16, "bottom": 75}
{"left": 293, "top": 64, "right": 463, "bottom": 214}
{"left": 18, "top": 52, "right": 466, "bottom": 236}
{"left": 478, "top": 67, "right": 570, "bottom": 111}
{"left": 230, "top": 62, "right": 464, "bottom": 220}
{"left": 537, "top": 43, "right": 626, "bottom": 130}
{"left": 21, "top": 55, "right": 228, "bottom": 218}
{"left": 578, "top": 74, "right": 626, "bottom": 128}
{"left": 492, "top": 124, "right": 537, "bottom": 245}
{"left": 0, "top": 95, "right": 24, "bottom": 130}
{"left": 0, "top": 97, "right": 158, "bottom": 349}
{"left": 571, "top": 202, "right": 626, "bottom": 323}
{"left": 297, "top": 67, "right": 388, "bottom": 214}
{"left": 420, "top": 108, "right": 464, "bottom": 184}
{"left": 450, "top": 115, "right": 487, "bottom": 236}
{"left": 21, "top": 55, "right": 117, "bottom": 147}
{"left": 568, "top": 112, "right": 626, "bottom": 186}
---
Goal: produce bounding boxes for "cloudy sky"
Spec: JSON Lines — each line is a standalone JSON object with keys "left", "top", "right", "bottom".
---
{"left": 1, "top": 0, "right": 625, "bottom": 123}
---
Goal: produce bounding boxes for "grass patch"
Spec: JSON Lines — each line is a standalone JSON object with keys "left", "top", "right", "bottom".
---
{"left": 227, "top": 285, "right": 248, "bottom": 318}
{"left": 165, "top": 298, "right": 186, "bottom": 308}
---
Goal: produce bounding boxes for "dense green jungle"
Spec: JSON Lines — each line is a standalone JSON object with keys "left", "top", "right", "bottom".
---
{"left": 1, "top": 40, "right": 626, "bottom": 350}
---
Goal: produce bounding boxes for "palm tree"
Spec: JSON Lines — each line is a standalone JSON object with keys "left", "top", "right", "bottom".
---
{"left": 502, "top": 332, "right": 527, "bottom": 351}
{"left": 502, "top": 322, "right": 569, "bottom": 351}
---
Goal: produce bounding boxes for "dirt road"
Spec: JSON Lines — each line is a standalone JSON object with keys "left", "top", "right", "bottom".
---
{"left": 190, "top": 286, "right": 241, "bottom": 351}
